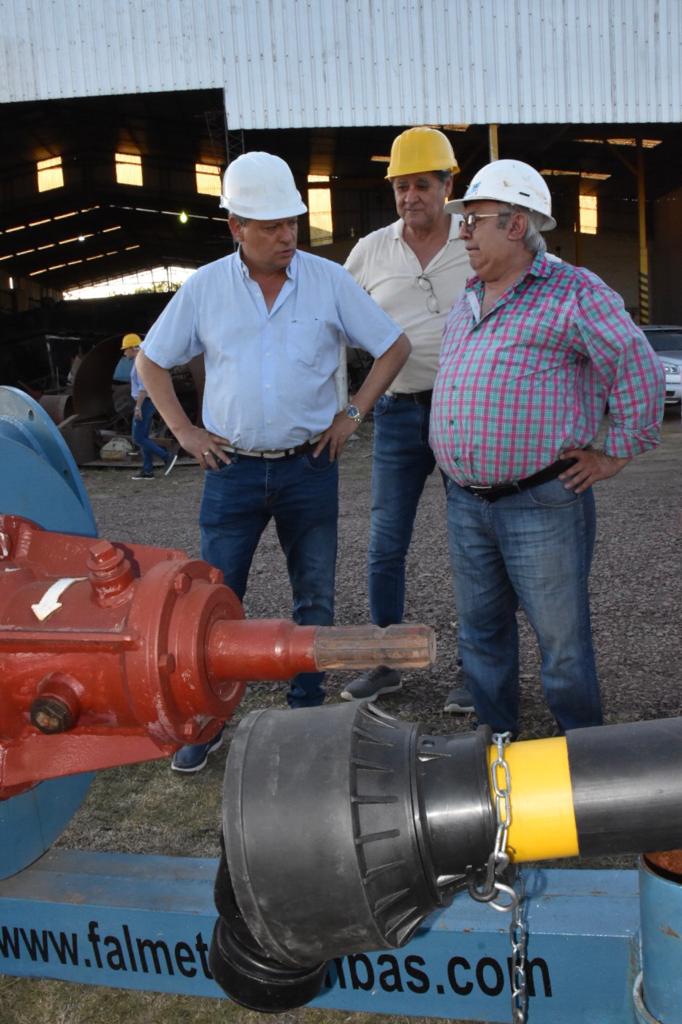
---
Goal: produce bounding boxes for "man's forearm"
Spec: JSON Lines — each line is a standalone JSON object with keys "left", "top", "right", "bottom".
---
{"left": 136, "top": 352, "right": 192, "bottom": 438}
{"left": 312, "top": 333, "right": 410, "bottom": 461}
{"left": 353, "top": 333, "right": 411, "bottom": 415}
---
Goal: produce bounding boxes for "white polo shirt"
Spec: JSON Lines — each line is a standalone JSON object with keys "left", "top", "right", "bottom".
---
{"left": 345, "top": 216, "right": 469, "bottom": 393}
{"left": 142, "top": 249, "right": 401, "bottom": 450}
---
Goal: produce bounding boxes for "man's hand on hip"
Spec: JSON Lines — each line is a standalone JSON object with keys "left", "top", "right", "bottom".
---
{"left": 175, "top": 425, "right": 231, "bottom": 470}
{"left": 559, "top": 448, "right": 631, "bottom": 493}
{"left": 314, "top": 411, "right": 359, "bottom": 461}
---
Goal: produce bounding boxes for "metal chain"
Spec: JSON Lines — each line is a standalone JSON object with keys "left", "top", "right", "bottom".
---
{"left": 509, "top": 867, "right": 528, "bottom": 1024}
{"left": 465, "top": 732, "right": 528, "bottom": 1024}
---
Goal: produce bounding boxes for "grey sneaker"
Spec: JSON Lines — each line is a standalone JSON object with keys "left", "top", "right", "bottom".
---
{"left": 340, "top": 666, "right": 402, "bottom": 701}
{"left": 443, "top": 685, "right": 475, "bottom": 714}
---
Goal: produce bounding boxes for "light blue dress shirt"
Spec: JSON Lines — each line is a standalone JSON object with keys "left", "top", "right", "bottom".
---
{"left": 142, "top": 249, "right": 402, "bottom": 450}
{"left": 129, "top": 361, "right": 144, "bottom": 400}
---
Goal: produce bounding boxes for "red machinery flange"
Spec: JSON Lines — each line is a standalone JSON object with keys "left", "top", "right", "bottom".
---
{"left": 0, "top": 514, "right": 435, "bottom": 797}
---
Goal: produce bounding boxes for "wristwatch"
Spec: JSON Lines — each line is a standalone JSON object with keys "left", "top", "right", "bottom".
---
{"left": 344, "top": 403, "right": 363, "bottom": 425}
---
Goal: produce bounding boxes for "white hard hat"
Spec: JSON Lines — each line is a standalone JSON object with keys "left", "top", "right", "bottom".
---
{"left": 445, "top": 159, "right": 556, "bottom": 230}
{"left": 220, "top": 152, "right": 307, "bottom": 220}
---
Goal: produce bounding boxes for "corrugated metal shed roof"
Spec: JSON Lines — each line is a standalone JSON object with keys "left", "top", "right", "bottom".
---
{"left": 2, "top": 0, "right": 681, "bottom": 125}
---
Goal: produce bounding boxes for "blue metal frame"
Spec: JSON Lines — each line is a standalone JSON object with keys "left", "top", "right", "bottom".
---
{"left": 0, "top": 851, "right": 642, "bottom": 1022}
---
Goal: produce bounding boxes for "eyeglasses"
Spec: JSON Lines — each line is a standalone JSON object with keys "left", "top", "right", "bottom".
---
{"left": 460, "top": 210, "right": 513, "bottom": 231}
{"left": 416, "top": 274, "right": 440, "bottom": 314}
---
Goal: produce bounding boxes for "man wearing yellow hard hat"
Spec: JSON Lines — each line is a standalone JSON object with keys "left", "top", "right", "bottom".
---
{"left": 121, "top": 333, "right": 177, "bottom": 480}
{"left": 342, "top": 127, "right": 471, "bottom": 712}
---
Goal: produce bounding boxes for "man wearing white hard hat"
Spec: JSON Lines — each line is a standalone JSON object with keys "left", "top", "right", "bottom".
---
{"left": 341, "top": 127, "right": 472, "bottom": 713}
{"left": 430, "top": 158, "right": 665, "bottom": 738}
{"left": 138, "top": 152, "right": 410, "bottom": 772}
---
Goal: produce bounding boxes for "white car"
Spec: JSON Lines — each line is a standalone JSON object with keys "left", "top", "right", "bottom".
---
{"left": 642, "top": 326, "right": 682, "bottom": 406}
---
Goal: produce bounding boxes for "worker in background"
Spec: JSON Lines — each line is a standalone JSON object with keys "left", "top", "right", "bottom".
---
{"left": 342, "top": 126, "right": 472, "bottom": 713}
{"left": 121, "top": 333, "right": 177, "bottom": 481}
{"left": 430, "top": 159, "right": 665, "bottom": 738}
{"left": 137, "top": 152, "right": 410, "bottom": 773}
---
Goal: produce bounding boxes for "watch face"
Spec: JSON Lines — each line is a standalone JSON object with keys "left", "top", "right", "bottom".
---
{"left": 346, "top": 404, "right": 362, "bottom": 422}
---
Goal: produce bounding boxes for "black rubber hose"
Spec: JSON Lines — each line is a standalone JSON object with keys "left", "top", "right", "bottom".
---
{"left": 567, "top": 716, "right": 682, "bottom": 856}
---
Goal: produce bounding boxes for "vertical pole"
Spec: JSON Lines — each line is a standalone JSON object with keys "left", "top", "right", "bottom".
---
{"left": 488, "top": 124, "right": 499, "bottom": 161}
{"left": 637, "top": 140, "right": 650, "bottom": 324}
{"left": 223, "top": 97, "right": 245, "bottom": 253}
{"left": 574, "top": 178, "right": 582, "bottom": 267}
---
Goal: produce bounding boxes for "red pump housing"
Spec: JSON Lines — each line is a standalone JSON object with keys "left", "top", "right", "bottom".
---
{"left": 0, "top": 515, "right": 434, "bottom": 798}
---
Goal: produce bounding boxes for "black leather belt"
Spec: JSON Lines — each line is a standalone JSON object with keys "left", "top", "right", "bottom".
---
{"left": 462, "top": 458, "right": 576, "bottom": 503}
{"left": 391, "top": 390, "right": 433, "bottom": 406}
{"left": 221, "top": 439, "right": 319, "bottom": 460}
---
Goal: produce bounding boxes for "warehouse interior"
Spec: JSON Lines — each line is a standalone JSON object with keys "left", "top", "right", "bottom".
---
{"left": 1, "top": 87, "right": 681, "bottom": 391}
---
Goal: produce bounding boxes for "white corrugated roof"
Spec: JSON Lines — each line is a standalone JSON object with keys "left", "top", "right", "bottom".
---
{"left": 2, "top": 0, "right": 681, "bottom": 125}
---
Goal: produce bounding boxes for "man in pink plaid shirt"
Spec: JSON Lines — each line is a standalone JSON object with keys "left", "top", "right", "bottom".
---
{"left": 430, "top": 159, "right": 665, "bottom": 738}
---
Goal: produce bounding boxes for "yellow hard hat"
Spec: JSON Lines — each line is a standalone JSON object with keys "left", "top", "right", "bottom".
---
{"left": 121, "top": 333, "right": 142, "bottom": 350}
{"left": 386, "top": 127, "right": 459, "bottom": 179}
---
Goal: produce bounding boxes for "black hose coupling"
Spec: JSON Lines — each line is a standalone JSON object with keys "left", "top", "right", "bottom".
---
{"left": 209, "top": 702, "right": 495, "bottom": 1011}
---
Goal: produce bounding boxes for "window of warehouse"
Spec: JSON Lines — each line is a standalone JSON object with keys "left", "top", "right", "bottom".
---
{"left": 307, "top": 175, "right": 333, "bottom": 247}
{"left": 115, "top": 153, "right": 143, "bottom": 187}
{"left": 196, "top": 163, "right": 222, "bottom": 196}
{"left": 579, "top": 193, "right": 598, "bottom": 235}
{"left": 37, "top": 156, "right": 64, "bottom": 192}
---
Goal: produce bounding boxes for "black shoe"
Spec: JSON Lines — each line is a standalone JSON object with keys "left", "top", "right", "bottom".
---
{"left": 164, "top": 453, "right": 179, "bottom": 477}
{"left": 340, "top": 666, "right": 402, "bottom": 701}
{"left": 171, "top": 729, "right": 225, "bottom": 773}
{"left": 443, "top": 685, "right": 475, "bottom": 714}
{"left": 131, "top": 471, "right": 155, "bottom": 480}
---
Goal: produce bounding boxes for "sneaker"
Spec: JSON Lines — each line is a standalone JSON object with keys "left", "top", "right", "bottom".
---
{"left": 131, "top": 471, "right": 155, "bottom": 480}
{"left": 340, "top": 666, "right": 402, "bottom": 701}
{"left": 164, "top": 452, "right": 179, "bottom": 477}
{"left": 171, "top": 728, "right": 224, "bottom": 773}
{"left": 443, "top": 685, "right": 475, "bottom": 714}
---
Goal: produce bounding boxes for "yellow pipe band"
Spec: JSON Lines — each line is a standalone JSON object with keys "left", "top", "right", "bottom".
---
{"left": 487, "top": 737, "right": 579, "bottom": 862}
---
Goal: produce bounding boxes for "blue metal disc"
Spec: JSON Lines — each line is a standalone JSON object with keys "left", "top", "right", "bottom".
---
{"left": 0, "top": 385, "right": 96, "bottom": 534}
{"left": 0, "top": 386, "right": 96, "bottom": 878}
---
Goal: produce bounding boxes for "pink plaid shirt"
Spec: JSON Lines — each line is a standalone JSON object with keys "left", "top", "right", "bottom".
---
{"left": 430, "top": 253, "right": 665, "bottom": 485}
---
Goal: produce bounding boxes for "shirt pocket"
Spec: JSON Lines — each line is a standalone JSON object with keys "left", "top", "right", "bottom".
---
{"left": 286, "top": 318, "right": 337, "bottom": 375}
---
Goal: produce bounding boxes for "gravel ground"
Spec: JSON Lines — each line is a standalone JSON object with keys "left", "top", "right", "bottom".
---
{"left": 4, "top": 411, "right": 680, "bottom": 1024}
{"left": 57, "top": 408, "right": 682, "bottom": 864}
{"left": 79, "top": 410, "right": 682, "bottom": 741}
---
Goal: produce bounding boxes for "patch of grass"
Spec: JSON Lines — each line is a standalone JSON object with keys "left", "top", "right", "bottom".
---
{"left": 0, "top": 978, "right": 460, "bottom": 1024}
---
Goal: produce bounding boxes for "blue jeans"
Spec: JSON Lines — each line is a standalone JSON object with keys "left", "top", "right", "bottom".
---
{"left": 445, "top": 476, "right": 602, "bottom": 735}
{"left": 199, "top": 447, "right": 338, "bottom": 708}
{"left": 368, "top": 395, "right": 437, "bottom": 626}
{"left": 132, "top": 398, "right": 168, "bottom": 474}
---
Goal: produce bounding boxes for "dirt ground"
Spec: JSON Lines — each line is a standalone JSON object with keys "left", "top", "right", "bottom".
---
{"left": 54, "top": 406, "right": 682, "bottom": 857}
{"left": 2, "top": 411, "right": 681, "bottom": 1024}
{"left": 76, "top": 408, "right": 682, "bottom": 752}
